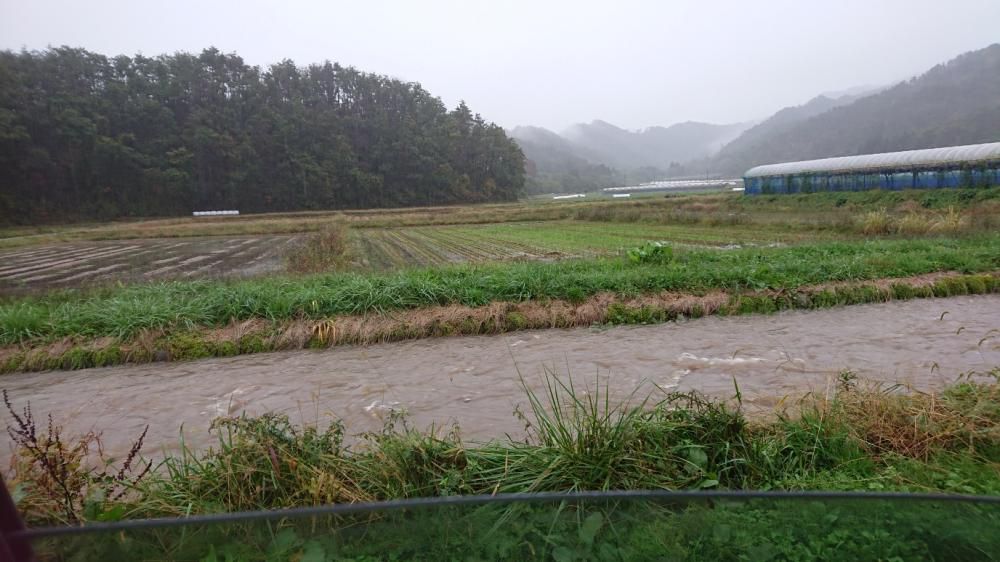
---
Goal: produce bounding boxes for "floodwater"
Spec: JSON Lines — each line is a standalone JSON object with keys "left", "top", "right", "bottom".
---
{"left": 2, "top": 295, "right": 999, "bottom": 463}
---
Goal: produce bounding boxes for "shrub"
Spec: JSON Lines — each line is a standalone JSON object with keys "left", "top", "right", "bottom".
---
{"left": 286, "top": 220, "right": 352, "bottom": 273}
{"left": 860, "top": 208, "right": 893, "bottom": 235}
{"left": 626, "top": 242, "right": 673, "bottom": 265}
{"left": 895, "top": 213, "right": 932, "bottom": 235}
{"left": 929, "top": 206, "right": 967, "bottom": 234}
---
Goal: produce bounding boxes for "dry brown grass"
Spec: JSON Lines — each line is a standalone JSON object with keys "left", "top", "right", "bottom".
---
{"left": 801, "top": 271, "right": 958, "bottom": 294}
{"left": 894, "top": 200, "right": 923, "bottom": 214}
{"left": 895, "top": 213, "right": 933, "bottom": 235}
{"left": 285, "top": 220, "right": 352, "bottom": 273}
{"left": 860, "top": 208, "right": 894, "bottom": 235}
{"left": 803, "top": 372, "right": 1000, "bottom": 460}
{"left": 929, "top": 206, "right": 968, "bottom": 234}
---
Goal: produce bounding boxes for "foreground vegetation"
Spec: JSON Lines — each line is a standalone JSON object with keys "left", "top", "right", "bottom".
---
{"left": 7, "top": 370, "right": 1000, "bottom": 559}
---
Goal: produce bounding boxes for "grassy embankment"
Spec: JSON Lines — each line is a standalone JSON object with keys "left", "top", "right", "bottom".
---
{"left": 1, "top": 235, "right": 999, "bottom": 372}
{"left": 7, "top": 370, "right": 1000, "bottom": 558}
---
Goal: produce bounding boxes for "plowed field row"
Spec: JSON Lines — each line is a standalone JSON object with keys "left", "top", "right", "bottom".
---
{"left": 0, "top": 235, "right": 300, "bottom": 293}
{"left": 350, "top": 220, "right": 801, "bottom": 269}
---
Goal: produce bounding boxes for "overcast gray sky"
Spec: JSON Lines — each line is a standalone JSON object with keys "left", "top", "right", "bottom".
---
{"left": 2, "top": 0, "right": 998, "bottom": 132}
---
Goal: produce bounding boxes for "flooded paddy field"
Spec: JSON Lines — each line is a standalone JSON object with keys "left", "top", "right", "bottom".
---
{"left": 0, "top": 235, "right": 301, "bottom": 293}
{"left": 0, "top": 220, "right": 812, "bottom": 290}
{"left": 353, "top": 221, "right": 812, "bottom": 269}
{"left": 3, "top": 294, "right": 997, "bottom": 462}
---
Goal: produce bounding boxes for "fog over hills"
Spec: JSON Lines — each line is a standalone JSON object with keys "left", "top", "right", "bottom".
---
{"left": 562, "top": 120, "right": 752, "bottom": 170}
{"left": 515, "top": 43, "right": 1000, "bottom": 193}
{"left": 511, "top": 120, "right": 751, "bottom": 193}
{"left": 707, "top": 43, "right": 1000, "bottom": 175}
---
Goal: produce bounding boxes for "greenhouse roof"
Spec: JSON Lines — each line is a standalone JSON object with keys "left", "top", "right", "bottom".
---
{"left": 744, "top": 142, "right": 1000, "bottom": 178}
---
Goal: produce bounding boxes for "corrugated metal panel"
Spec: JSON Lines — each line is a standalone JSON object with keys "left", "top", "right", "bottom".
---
{"left": 744, "top": 142, "right": 1000, "bottom": 178}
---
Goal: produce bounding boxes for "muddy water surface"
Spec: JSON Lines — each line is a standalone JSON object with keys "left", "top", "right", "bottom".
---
{"left": 3, "top": 295, "right": 999, "bottom": 462}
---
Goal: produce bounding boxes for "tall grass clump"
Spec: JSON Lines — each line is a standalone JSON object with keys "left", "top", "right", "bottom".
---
{"left": 472, "top": 373, "right": 756, "bottom": 494}
{"left": 895, "top": 213, "right": 933, "bottom": 235}
{"left": 929, "top": 206, "right": 968, "bottom": 234}
{"left": 144, "top": 413, "right": 357, "bottom": 514}
{"left": 860, "top": 208, "right": 894, "bottom": 235}
{"left": 285, "top": 220, "right": 352, "bottom": 273}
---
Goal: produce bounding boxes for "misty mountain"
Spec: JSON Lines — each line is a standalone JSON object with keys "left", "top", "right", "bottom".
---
{"left": 509, "top": 126, "right": 618, "bottom": 193}
{"left": 563, "top": 120, "right": 751, "bottom": 169}
{"left": 511, "top": 119, "right": 750, "bottom": 193}
{"left": 709, "top": 43, "right": 1000, "bottom": 175}
{"left": 708, "top": 91, "right": 875, "bottom": 174}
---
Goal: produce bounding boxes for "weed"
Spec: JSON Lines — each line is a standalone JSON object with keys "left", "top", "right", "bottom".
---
{"left": 930, "top": 206, "right": 968, "bottom": 234}
{"left": 626, "top": 242, "right": 674, "bottom": 265}
{"left": 3, "top": 390, "right": 152, "bottom": 525}
{"left": 286, "top": 220, "right": 352, "bottom": 273}
{"left": 861, "top": 208, "right": 893, "bottom": 235}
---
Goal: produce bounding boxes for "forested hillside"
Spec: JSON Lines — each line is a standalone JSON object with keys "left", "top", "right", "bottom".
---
{"left": 708, "top": 91, "right": 872, "bottom": 174}
{"left": 0, "top": 47, "right": 525, "bottom": 223}
{"left": 709, "top": 43, "right": 1000, "bottom": 175}
{"left": 509, "top": 126, "right": 618, "bottom": 193}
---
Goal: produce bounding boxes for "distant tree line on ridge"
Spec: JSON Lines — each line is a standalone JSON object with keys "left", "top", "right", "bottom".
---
{"left": 0, "top": 47, "right": 526, "bottom": 223}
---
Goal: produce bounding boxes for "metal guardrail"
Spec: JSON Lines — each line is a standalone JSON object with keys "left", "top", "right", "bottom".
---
{"left": 0, "top": 476, "right": 1000, "bottom": 562}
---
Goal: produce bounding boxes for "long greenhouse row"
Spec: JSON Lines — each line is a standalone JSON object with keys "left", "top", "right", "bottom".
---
{"left": 743, "top": 142, "right": 1000, "bottom": 194}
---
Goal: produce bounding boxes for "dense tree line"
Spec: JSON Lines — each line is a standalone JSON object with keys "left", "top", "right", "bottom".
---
{"left": 0, "top": 47, "right": 525, "bottom": 223}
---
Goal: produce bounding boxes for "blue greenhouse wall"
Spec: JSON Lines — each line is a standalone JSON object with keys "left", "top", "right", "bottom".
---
{"left": 744, "top": 163, "right": 1000, "bottom": 195}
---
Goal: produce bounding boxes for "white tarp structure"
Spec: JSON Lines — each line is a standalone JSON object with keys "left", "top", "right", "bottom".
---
{"left": 603, "top": 179, "right": 742, "bottom": 193}
{"left": 193, "top": 210, "right": 240, "bottom": 216}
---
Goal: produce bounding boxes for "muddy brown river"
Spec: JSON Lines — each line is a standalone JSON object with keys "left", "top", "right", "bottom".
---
{"left": 3, "top": 295, "right": 999, "bottom": 463}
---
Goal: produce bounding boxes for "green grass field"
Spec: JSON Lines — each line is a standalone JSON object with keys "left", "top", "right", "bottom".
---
{"left": 351, "top": 220, "right": 836, "bottom": 269}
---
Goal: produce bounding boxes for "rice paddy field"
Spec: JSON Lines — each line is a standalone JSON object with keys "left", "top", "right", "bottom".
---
{"left": 0, "top": 210, "right": 840, "bottom": 291}
{"left": 352, "top": 221, "right": 827, "bottom": 269}
{"left": 0, "top": 221, "right": 758, "bottom": 291}
{"left": 0, "top": 235, "right": 301, "bottom": 293}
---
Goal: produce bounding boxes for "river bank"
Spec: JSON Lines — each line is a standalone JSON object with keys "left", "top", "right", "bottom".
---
{"left": 4, "top": 294, "right": 998, "bottom": 463}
